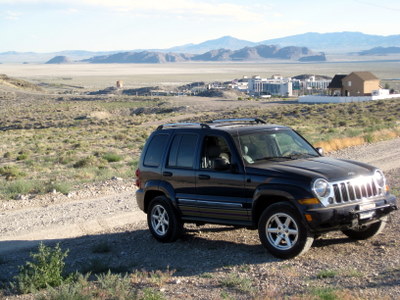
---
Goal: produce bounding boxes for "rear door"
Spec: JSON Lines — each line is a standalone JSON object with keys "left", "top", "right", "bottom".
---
{"left": 162, "top": 132, "right": 199, "bottom": 218}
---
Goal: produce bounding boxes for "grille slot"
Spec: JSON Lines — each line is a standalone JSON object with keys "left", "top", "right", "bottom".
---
{"left": 331, "top": 176, "right": 381, "bottom": 204}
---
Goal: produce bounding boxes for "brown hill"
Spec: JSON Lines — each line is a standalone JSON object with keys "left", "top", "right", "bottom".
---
{"left": 84, "top": 45, "right": 326, "bottom": 63}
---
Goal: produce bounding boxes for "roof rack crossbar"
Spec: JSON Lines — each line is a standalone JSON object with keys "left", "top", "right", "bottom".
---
{"left": 157, "top": 122, "right": 210, "bottom": 130}
{"left": 208, "top": 118, "right": 266, "bottom": 124}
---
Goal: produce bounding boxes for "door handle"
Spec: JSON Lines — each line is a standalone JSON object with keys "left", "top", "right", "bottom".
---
{"left": 163, "top": 171, "right": 173, "bottom": 177}
{"left": 198, "top": 174, "right": 210, "bottom": 180}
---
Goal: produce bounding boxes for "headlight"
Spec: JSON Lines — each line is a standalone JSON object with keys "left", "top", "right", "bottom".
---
{"left": 373, "top": 170, "right": 385, "bottom": 188}
{"left": 312, "top": 178, "right": 331, "bottom": 198}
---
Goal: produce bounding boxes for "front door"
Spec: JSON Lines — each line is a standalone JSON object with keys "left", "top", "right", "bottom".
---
{"left": 194, "top": 134, "right": 250, "bottom": 225}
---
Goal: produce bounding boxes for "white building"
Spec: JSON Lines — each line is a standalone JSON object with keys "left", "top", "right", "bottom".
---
{"left": 248, "top": 75, "right": 293, "bottom": 97}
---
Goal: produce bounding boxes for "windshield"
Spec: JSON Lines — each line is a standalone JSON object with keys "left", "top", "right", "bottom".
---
{"left": 236, "top": 129, "right": 319, "bottom": 164}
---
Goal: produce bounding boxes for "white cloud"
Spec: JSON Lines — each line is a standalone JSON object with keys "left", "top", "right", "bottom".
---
{"left": 82, "top": 0, "right": 264, "bottom": 21}
{"left": 0, "top": 0, "right": 271, "bottom": 21}
{"left": 3, "top": 10, "right": 22, "bottom": 20}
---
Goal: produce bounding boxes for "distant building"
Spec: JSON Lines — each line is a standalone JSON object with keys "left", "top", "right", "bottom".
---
{"left": 327, "top": 75, "right": 347, "bottom": 96}
{"left": 248, "top": 76, "right": 293, "bottom": 97}
{"left": 327, "top": 72, "right": 380, "bottom": 96}
{"left": 116, "top": 80, "right": 123, "bottom": 88}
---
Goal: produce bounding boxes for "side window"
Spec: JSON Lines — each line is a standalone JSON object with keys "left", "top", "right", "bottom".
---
{"left": 201, "top": 135, "right": 232, "bottom": 170}
{"left": 143, "top": 134, "right": 169, "bottom": 167}
{"left": 167, "top": 134, "right": 198, "bottom": 169}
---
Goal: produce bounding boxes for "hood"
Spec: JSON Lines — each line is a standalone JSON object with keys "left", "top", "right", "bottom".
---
{"left": 245, "top": 157, "right": 376, "bottom": 182}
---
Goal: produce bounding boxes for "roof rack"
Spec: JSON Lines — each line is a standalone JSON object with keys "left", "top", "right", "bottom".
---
{"left": 208, "top": 118, "right": 266, "bottom": 125}
{"left": 156, "top": 122, "right": 210, "bottom": 130}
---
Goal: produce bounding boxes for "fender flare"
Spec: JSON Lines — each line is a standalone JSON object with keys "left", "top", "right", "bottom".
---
{"left": 142, "top": 180, "right": 178, "bottom": 212}
{"left": 252, "top": 184, "right": 312, "bottom": 223}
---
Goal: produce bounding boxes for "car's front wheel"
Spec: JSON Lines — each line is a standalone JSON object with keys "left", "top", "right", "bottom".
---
{"left": 258, "top": 202, "right": 314, "bottom": 259}
{"left": 341, "top": 216, "right": 387, "bottom": 240}
{"left": 147, "top": 196, "right": 183, "bottom": 243}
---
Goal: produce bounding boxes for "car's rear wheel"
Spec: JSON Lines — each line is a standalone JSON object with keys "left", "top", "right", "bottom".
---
{"left": 341, "top": 216, "right": 387, "bottom": 240}
{"left": 258, "top": 202, "right": 314, "bottom": 259}
{"left": 147, "top": 196, "right": 183, "bottom": 242}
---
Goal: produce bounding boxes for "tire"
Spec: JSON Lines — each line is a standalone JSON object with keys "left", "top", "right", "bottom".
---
{"left": 258, "top": 202, "right": 314, "bottom": 259}
{"left": 342, "top": 216, "right": 388, "bottom": 240}
{"left": 147, "top": 196, "right": 183, "bottom": 243}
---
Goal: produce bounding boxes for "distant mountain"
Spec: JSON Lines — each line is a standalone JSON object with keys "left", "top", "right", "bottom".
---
{"left": 84, "top": 51, "right": 193, "bottom": 63}
{"left": 2, "top": 31, "right": 400, "bottom": 63}
{"left": 260, "top": 32, "right": 400, "bottom": 53}
{"left": 46, "top": 56, "right": 72, "bottom": 64}
{"left": 84, "top": 44, "right": 325, "bottom": 63}
{"left": 358, "top": 46, "right": 400, "bottom": 55}
{"left": 0, "top": 50, "right": 120, "bottom": 63}
{"left": 167, "top": 36, "right": 257, "bottom": 54}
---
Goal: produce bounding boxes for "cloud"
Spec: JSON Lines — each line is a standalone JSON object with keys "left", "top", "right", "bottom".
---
{"left": 82, "top": 0, "right": 264, "bottom": 21}
{"left": 3, "top": 10, "right": 22, "bottom": 20}
{"left": 0, "top": 0, "right": 270, "bottom": 21}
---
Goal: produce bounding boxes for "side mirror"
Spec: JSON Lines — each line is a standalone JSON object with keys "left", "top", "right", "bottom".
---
{"left": 315, "top": 147, "right": 324, "bottom": 156}
{"left": 214, "top": 158, "right": 231, "bottom": 171}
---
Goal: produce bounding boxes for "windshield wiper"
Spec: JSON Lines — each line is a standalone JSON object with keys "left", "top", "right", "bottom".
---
{"left": 255, "top": 156, "right": 292, "bottom": 161}
{"left": 256, "top": 153, "right": 318, "bottom": 161}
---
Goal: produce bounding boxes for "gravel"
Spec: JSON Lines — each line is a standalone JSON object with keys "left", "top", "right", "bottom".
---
{"left": 0, "top": 139, "right": 399, "bottom": 299}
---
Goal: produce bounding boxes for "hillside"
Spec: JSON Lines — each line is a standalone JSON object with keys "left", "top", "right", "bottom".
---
{"left": 358, "top": 46, "right": 400, "bottom": 55}
{"left": 45, "top": 55, "right": 72, "bottom": 64}
{"left": 0, "top": 74, "right": 42, "bottom": 91}
{"left": 84, "top": 44, "right": 326, "bottom": 63}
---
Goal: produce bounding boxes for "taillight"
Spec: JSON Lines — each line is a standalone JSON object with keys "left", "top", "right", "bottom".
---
{"left": 135, "top": 168, "right": 141, "bottom": 188}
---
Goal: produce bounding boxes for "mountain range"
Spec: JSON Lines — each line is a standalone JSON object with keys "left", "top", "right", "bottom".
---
{"left": 166, "top": 32, "right": 400, "bottom": 54}
{"left": 82, "top": 45, "right": 326, "bottom": 64}
{"left": 1, "top": 31, "right": 399, "bottom": 63}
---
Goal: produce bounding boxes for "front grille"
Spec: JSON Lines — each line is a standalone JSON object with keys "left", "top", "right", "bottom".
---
{"left": 332, "top": 176, "right": 381, "bottom": 204}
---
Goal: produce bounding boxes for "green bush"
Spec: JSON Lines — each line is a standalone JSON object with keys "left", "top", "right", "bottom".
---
{"left": 47, "top": 182, "right": 72, "bottom": 195}
{"left": 14, "top": 243, "right": 70, "bottom": 293}
{"left": 103, "top": 153, "right": 123, "bottom": 163}
{"left": 0, "top": 165, "right": 26, "bottom": 180}
{"left": 16, "top": 153, "right": 29, "bottom": 161}
{"left": 73, "top": 156, "right": 104, "bottom": 168}
{"left": 5, "top": 180, "right": 34, "bottom": 198}
{"left": 37, "top": 272, "right": 138, "bottom": 300}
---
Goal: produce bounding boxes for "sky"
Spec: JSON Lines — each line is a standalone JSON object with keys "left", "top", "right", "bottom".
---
{"left": 0, "top": 0, "right": 399, "bottom": 52}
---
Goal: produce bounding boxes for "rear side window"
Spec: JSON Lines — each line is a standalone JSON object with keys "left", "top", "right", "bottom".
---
{"left": 168, "top": 134, "right": 198, "bottom": 169}
{"left": 143, "top": 134, "right": 169, "bottom": 167}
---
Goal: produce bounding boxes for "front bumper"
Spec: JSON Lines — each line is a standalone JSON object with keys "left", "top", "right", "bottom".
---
{"left": 305, "top": 194, "right": 397, "bottom": 232}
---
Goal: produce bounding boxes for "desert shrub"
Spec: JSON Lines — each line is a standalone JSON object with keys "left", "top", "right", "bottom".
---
{"left": 219, "top": 273, "right": 253, "bottom": 294}
{"left": 5, "top": 180, "right": 35, "bottom": 198}
{"left": 73, "top": 156, "right": 104, "bottom": 168}
{"left": 0, "top": 165, "right": 26, "bottom": 180}
{"left": 141, "top": 288, "right": 165, "bottom": 300}
{"left": 16, "top": 154, "right": 28, "bottom": 161}
{"left": 103, "top": 153, "right": 123, "bottom": 163}
{"left": 14, "top": 243, "right": 70, "bottom": 293}
{"left": 39, "top": 272, "right": 138, "bottom": 300}
{"left": 47, "top": 182, "right": 72, "bottom": 195}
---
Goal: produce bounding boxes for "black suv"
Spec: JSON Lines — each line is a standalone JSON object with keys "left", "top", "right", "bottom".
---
{"left": 135, "top": 118, "right": 397, "bottom": 258}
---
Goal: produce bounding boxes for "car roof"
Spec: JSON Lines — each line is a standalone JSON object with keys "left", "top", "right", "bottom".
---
{"left": 156, "top": 118, "right": 290, "bottom": 135}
